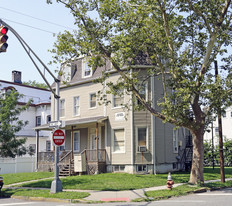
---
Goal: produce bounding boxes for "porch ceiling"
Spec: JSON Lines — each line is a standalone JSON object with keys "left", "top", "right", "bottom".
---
{"left": 34, "top": 116, "right": 108, "bottom": 131}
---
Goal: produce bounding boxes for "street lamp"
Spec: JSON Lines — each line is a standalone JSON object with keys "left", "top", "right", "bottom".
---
{"left": 0, "top": 19, "right": 62, "bottom": 193}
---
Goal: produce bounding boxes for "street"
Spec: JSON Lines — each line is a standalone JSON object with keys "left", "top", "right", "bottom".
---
{"left": 1, "top": 188, "right": 232, "bottom": 206}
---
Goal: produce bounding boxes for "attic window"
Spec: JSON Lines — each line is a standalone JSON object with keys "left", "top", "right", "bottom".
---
{"left": 71, "top": 64, "right": 77, "bottom": 80}
{"left": 82, "top": 59, "right": 92, "bottom": 78}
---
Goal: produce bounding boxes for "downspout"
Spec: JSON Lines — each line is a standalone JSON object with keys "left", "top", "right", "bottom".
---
{"left": 36, "top": 130, "right": 39, "bottom": 171}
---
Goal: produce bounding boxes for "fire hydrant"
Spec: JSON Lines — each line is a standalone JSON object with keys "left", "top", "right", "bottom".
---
{"left": 167, "top": 172, "right": 174, "bottom": 190}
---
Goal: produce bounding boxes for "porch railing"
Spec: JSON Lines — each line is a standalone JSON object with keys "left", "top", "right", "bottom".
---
{"left": 38, "top": 151, "right": 53, "bottom": 162}
{"left": 83, "top": 149, "right": 106, "bottom": 162}
{"left": 59, "top": 150, "right": 72, "bottom": 165}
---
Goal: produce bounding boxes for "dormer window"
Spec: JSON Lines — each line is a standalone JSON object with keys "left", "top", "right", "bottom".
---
{"left": 82, "top": 59, "right": 92, "bottom": 78}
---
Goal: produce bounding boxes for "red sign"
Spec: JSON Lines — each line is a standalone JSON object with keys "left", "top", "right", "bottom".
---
{"left": 52, "top": 129, "right": 65, "bottom": 146}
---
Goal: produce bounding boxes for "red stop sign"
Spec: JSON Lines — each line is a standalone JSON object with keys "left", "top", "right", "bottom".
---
{"left": 53, "top": 129, "right": 65, "bottom": 146}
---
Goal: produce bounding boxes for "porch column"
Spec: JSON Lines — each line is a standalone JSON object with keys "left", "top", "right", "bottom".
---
{"left": 36, "top": 130, "right": 39, "bottom": 171}
{"left": 71, "top": 126, "right": 74, "bottom": 160}
{"left": 96, "top": 123, "right": 99, "bottom": 174}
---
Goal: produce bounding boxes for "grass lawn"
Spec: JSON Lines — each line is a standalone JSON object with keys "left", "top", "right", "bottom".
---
{"left": 1, "top": 172, "right": 54, "bottom": 185}
{"left": 145, "top": 184, "right": 204, "bottom": 201}
{"left": 17, "top": 167, "right": 232, "bottom": 191}
{"left": 0, "top": 188, "right": 89, "bottom": 200}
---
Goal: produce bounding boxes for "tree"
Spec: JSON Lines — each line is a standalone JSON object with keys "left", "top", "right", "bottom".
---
{"left": 0, "top": 89, "right": 30, "bottom": 158}
{"left": 23, "top": 80, "right": 48, "bottom": 89}
{"left": 47, "top": 0, "right": 232, "bottom": 184}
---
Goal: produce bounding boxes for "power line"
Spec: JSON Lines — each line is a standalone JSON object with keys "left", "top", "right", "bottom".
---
{"left": 0, "top": 6, "right": 74, "bottom": 30}
{"left": 1, "top": 18, "right": 57, "bottom": 35}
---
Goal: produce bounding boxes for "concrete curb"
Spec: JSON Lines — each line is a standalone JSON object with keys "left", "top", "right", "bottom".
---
{"left": 11, "top": 195, "right": 71, "bottom": 203}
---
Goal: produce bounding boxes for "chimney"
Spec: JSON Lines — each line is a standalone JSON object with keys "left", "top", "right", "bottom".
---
{"left": 12, "top": 70, "right": 22, "bottom": 84}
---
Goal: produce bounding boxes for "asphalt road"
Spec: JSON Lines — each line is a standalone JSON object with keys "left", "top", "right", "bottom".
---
{"left": 1, "top": 188, "right": 232, "bottom": 206}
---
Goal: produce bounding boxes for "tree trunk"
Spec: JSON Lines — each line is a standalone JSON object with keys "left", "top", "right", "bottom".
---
{"left": 189, "top": 129, "right": 204, "bottom": 184}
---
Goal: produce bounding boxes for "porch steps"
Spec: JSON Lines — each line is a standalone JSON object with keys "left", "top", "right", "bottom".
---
{"left": 59, "top": 159, "right": 75, "bottom": 176}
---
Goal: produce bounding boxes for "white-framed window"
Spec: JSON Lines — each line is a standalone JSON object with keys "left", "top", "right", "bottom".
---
{"left": 113, "top": 165, "right": 125, "bottom": 172}
{"left": 89, "top": 93, "right": 97, "bottom": 108}
{"left": 137, "top": 82, "right": 148, "bottom": 105}
{"left": 173, "top": 130, "right": 178, "bottom": 153}
{"left": 113, "top": 129, "right": 125, "bottom": 153}
{"left": 74, "top": 131, "right": 80, "bottom": 152}
{"left": 47, "top": 115, "right": 51, "bottom": 123}
{"left": 74, "top": 96, "right": 80, "bottom": 116}
{"left": 222, "top": 111, "right": 226, "bottom": 118}
{"left": 137, "top": 126, "right": 148, "bottom": 152}
{"left": 36, "top": 116, "right": 41, "bottom": 126}
{"left": 46, "top": 140, "right": 51, "bottom": 151}
{"left": 60, "top": 99, "right": 65, "bottom": 117}
{"left": 112, "top": 90, "right": 124, "bottom": 108}
{"left": 137, "top": 165, "right": 147, "bottom": 172}
{"left": 82, "top": 59, "right": 92, "bottom": 78}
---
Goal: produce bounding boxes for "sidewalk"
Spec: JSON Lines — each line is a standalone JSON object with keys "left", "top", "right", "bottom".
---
{"left": 4, "top": 178, "right": 232, "bottom": 202}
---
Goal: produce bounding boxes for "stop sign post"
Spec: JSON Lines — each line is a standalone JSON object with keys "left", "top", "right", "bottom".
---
{"left": 53, "top": 129, "right": 65, "bottom": 146}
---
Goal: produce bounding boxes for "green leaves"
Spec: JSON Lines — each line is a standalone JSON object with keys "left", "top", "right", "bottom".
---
{"left": 0, "top": 90, "right": 29, "bottom": 158}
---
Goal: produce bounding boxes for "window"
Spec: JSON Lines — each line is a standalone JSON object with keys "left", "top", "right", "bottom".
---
{"left": 231, "top": 111, "right": 232, "bottom": 117}
{"left": 46, "top": 140, "right": 51, "bottom": 151}
{"left": 173, "top": 130, "right": 178, "bottom": 153}
{"left": 60, "top": 99, "right": 65, "bottom": 117}
{"left": 137, "top": 165, "right": 147, "bottom": 172}
{"left": 74, "top": 131, "right": 80, "bottom": 152}
{"left": 47, "top": 115, "right": 51, "bottom": 123}
{"left": 113, "top": 129, "right": 125, "bottom": 152}
{"left": 83, "top": 60, "right": 92, "bottom": 77}
{"left": 113, "top": 165, "right": 125, "bottom": 172}
{"left": 136, "top": 82, "right": 148, "bottom": 105}
{"left": 222, "top": 111, "right": 226, "bottom": 118}
{"left": 215, "top": 127, "right": 219, "bottom": 133}
{"left": 112, "top": 90, "right": 124, "bottom": 108}
{"left": 90, "top": 93, "right": 96, "bottom": 108}
{"left": 137, "top": 127, "right": 147, "bottom": 151}
{"left": 74, "top": 96, "right": 80, "bottom": 116}
{"left": 36, "top": 116, "right": 41, "bottom": 126}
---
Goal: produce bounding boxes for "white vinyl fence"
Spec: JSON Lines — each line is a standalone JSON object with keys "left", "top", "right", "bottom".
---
{"left": 0, "top": 156, "right": 36, "bottom": 174}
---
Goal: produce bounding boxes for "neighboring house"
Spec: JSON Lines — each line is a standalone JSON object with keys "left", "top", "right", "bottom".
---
{"left": 36, "top": 56, "right": 192, "bottom": 175}
{"left": 0, "top": 71, "right": 52, "bottom": 157}
{"left": 204, "top": 108, "right": 232, "bottom": 145}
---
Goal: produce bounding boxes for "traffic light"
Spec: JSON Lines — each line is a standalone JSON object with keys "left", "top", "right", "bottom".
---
{"left": 0, "top": 25, "right": 8, "bottom": 52}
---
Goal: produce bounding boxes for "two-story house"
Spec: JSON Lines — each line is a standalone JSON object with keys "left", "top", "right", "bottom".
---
{"left": 0, "top": 71, "right": 52, "bottom": 157}
{"left": 36, "top": 57, "right": 192, "bottom": 175}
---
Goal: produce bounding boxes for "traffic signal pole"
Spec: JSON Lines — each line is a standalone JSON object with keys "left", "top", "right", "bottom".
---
{"left": 0, "top": 19, "right": 62, "bottom": 193}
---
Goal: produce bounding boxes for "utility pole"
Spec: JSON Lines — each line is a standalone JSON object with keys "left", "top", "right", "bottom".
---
{"left": 215, "top": 60, "right": 225, "bottom": 183}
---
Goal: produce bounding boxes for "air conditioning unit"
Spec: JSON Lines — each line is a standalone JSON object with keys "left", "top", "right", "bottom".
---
{"left": 138, "top": 146, "right": 147, "bottom": 152}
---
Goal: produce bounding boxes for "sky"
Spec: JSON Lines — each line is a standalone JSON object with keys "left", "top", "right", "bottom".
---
{"left": 0, "top": 0, "right": 75, "bottom": 85}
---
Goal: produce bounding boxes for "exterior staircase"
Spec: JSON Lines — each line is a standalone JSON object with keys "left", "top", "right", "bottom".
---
{"left": 59, "top": 159, "right": 75, "bottom": 176}
{"left": 58, "top": 150, "right": 75, "bottom": 176}
{"left": 178, "top": 134, "right": 193, "bottom": 171}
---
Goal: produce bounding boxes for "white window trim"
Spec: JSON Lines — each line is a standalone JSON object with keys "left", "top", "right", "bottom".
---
{"left": 60, "top": 99, "right": 65, "bottom": 118}
{"left": 136, "top": 126, "right": 149, "bottom": 153}
{"left": 73, "top": 131, "right": 80, "bottom": 152}
{"left": 136, "top": 82, "right": 148, "bottom": 105}
{"left": 112, "top": 128, "right": 126, "bottom": 153}
{"left": 112, "top": 90, "right": 125, "bottom": 109}
{"left": 73, "top": 96, "right": 80, "bottom": 116}
{"left": 89, "top": 92, "right": 97, "bottom": 109}
{"left": 173, "top": 130, "right": 178, "bottom": 154}
{"left": 82, "top": 59, "right": 92, "bottom": 78}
